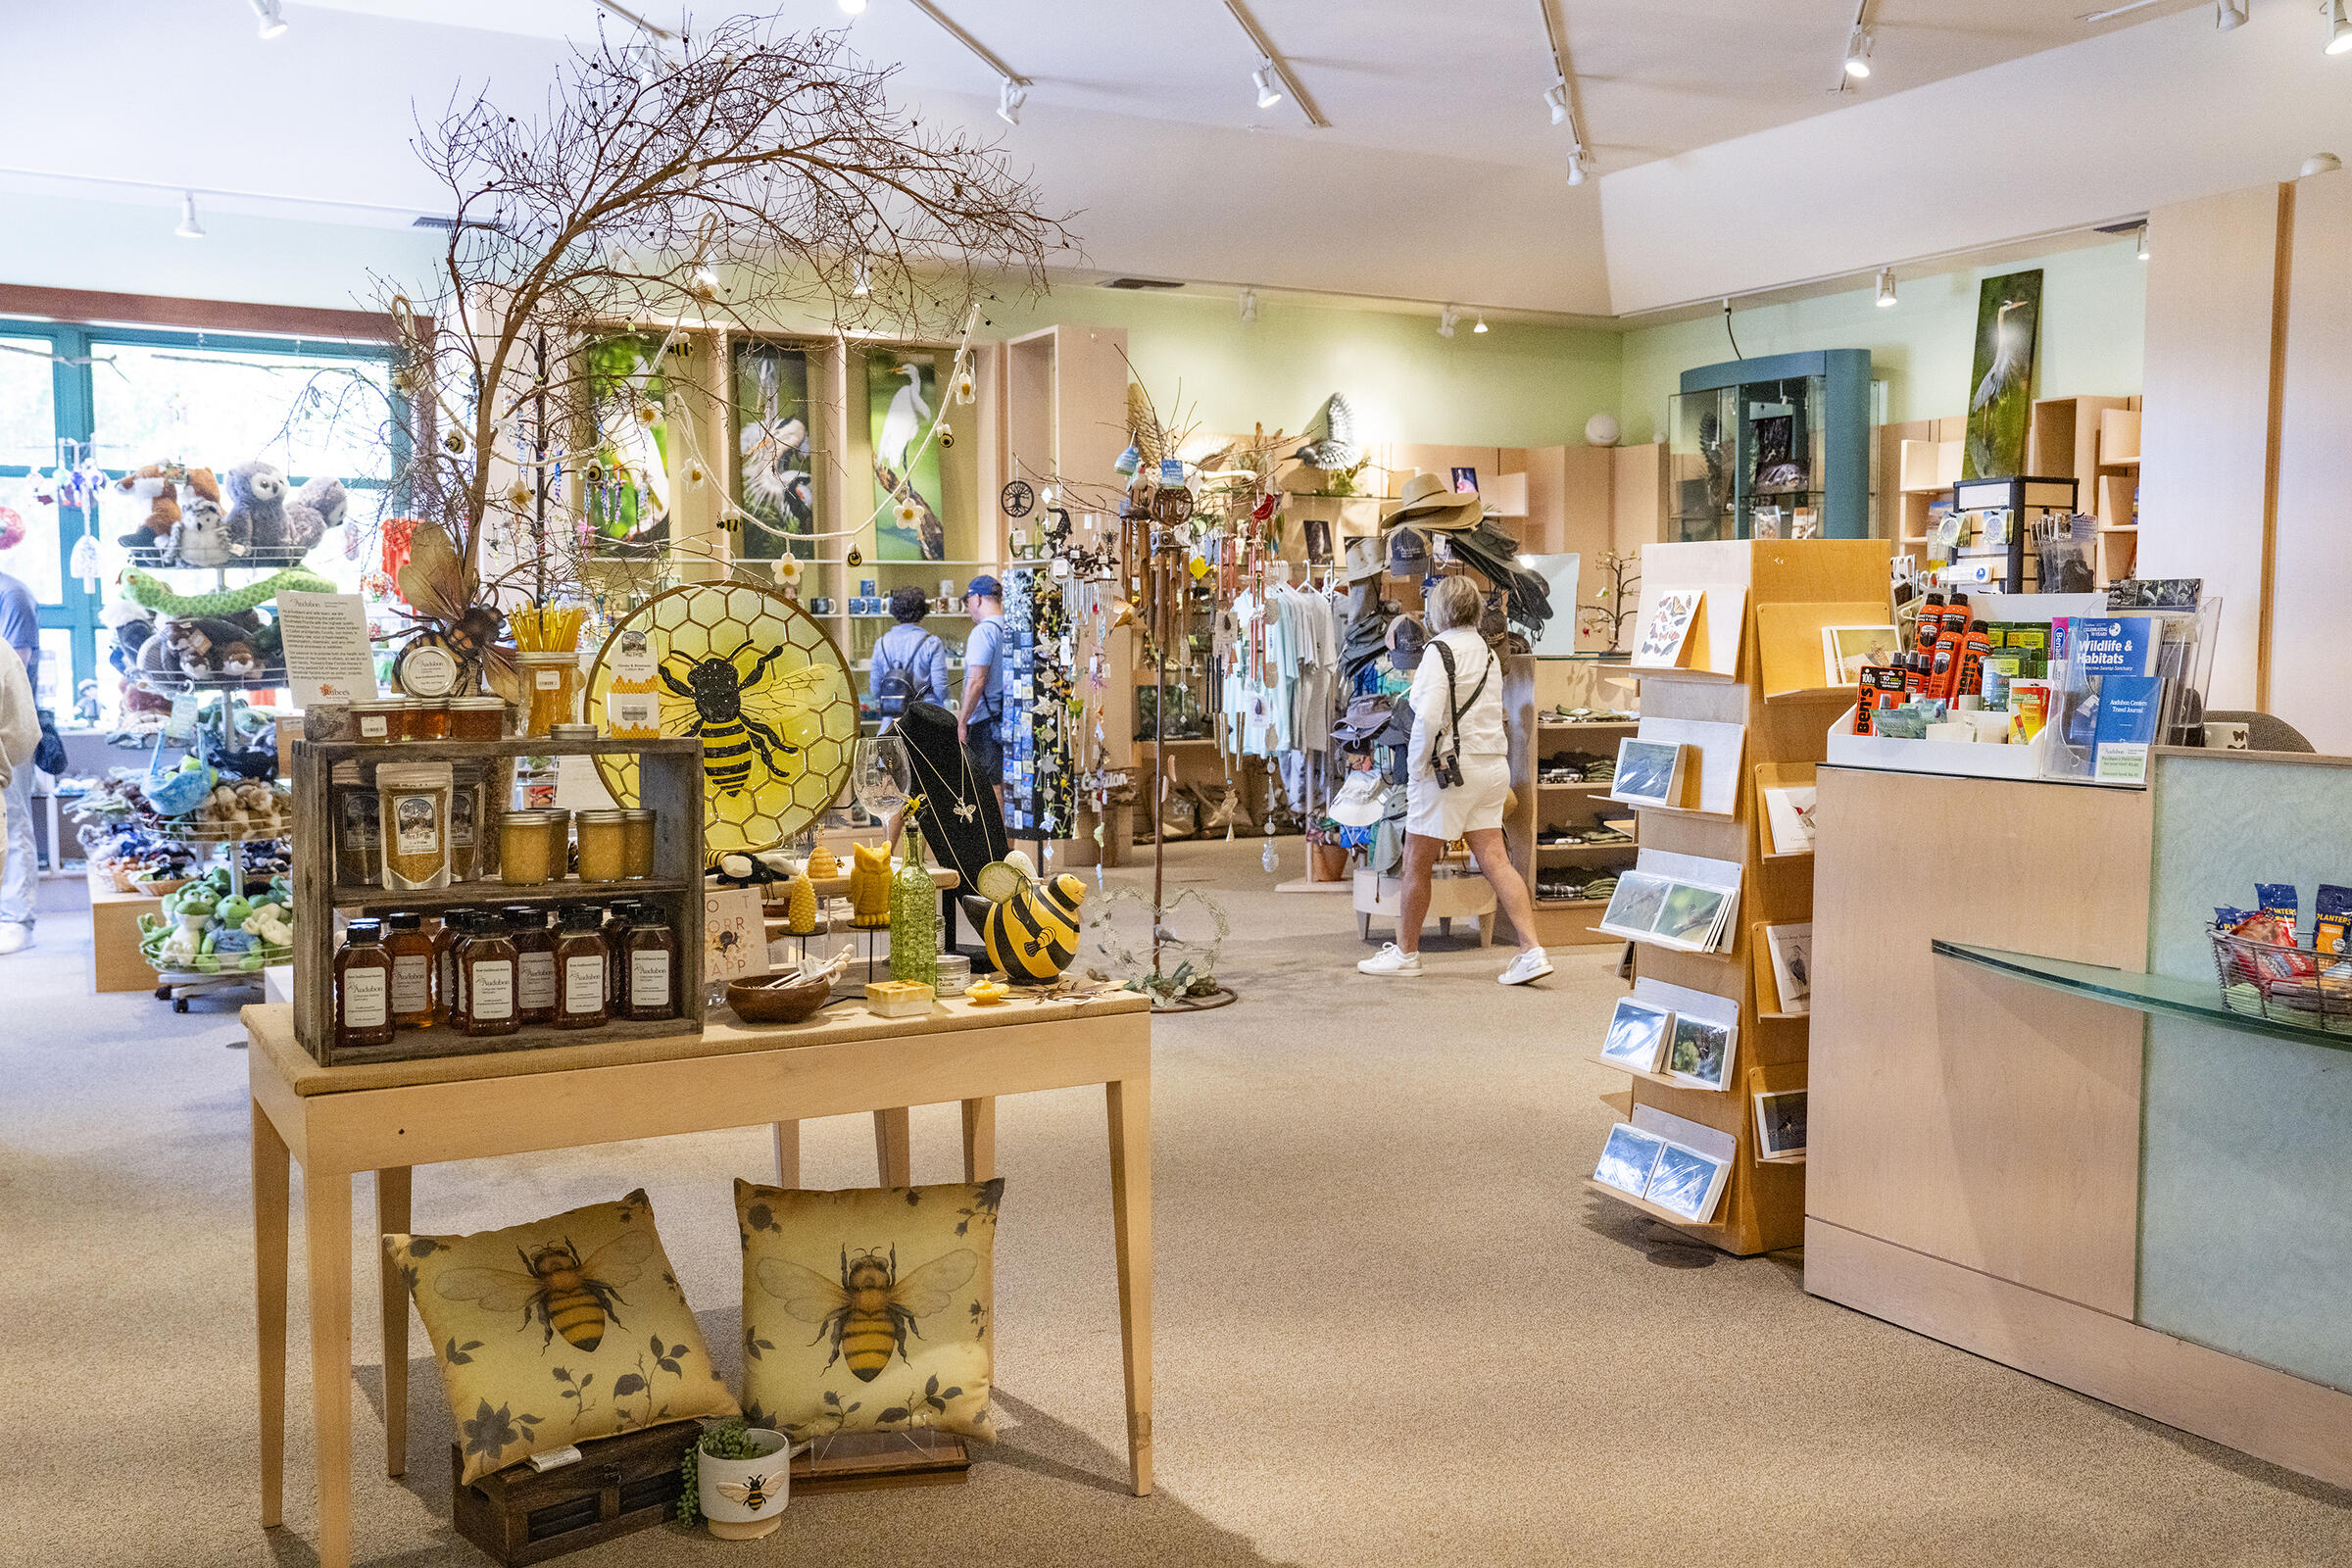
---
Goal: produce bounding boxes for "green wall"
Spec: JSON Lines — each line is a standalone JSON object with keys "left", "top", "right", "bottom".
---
{"left": 985, "top": 286, "right": 1623, "bottom": 452}
{"left": 1614, "top": 238, "right": 2148, "bottom": 447}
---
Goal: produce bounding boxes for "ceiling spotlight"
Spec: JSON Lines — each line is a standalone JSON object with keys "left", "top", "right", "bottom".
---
{"left": 1472, "top": 315, "right": 1489, "bottom": 334}
{"left": 249, "top": 0, "right": 288, "bottom": 38}
{"left": 839, "top": 0, "right": 867, "bottom": 12}
{"left": 2303, "top": 151, "right": 2345, "bottom": 175}
{"left": 2329, "top": 0, "right": 2352, "bottom": 53}
{"left": 997, "top": 78, "right": 1026, "bottom": 125}
{"left": 1438, "top": 305, "right": 1459, "bottom": 339}
{"left": 1239, "top": 288, "right": 1258, "bottom": 323}
{"left": 1876, "top": 266, "right": 1897, "bottom": 307}
{"left": 852, "top": 258, "right": 871, "bottom": 296}
{"left": 1566, "top": 147, "right": 1589, "bottom": 186}
{"left": 1544, "top": 80, "right": 1568, "bottom": 125}
{"left": 2136, "top": 224, "right": 2150, "bottom": 260}
{"left": 2217, "top": 0, "right": 2249, "bottom": 28}
{"left": 174, "top": 192, "right": 205, "bottom": 240}
{"left": 1252, "top": 61, "right": 1283, "bottom": 111}
{"left": 1843, "top": 26, "right": 1874, "bottom": 77}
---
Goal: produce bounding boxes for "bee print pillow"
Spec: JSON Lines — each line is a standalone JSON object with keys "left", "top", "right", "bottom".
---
{"left": 388, "top": 1190, "right": 739, "bottom": 1484}
{"left": 734, "top": 1176, "right": 1004, "bottom": 1446}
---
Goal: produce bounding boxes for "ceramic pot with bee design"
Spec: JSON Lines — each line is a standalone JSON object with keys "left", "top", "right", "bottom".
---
{"left": 699, "top": 1427, "right": 801, "bottom": 1539}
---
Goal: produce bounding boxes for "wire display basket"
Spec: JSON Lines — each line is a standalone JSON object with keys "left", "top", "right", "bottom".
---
{"left": 2206, "top": 921, "right": 2352, "bottom": 1034}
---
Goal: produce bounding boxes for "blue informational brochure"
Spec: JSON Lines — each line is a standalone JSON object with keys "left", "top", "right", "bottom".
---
{"left": 2091, "top": 673, "right": 2165, "bottom": 784}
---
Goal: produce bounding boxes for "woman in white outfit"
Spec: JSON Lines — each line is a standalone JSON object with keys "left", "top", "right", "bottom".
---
{"left": 1358, "top": 574, "right": 1550, "bottom": 984}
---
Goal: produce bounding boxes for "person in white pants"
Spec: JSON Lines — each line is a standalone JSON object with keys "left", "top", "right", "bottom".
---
{"left": 0, "top": 641, "right": 37, "bottom": 956}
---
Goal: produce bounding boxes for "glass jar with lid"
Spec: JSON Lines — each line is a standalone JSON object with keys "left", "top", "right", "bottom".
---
{"left": 457, "top": 910, "right": 518, "bottom": 1037}
{"left": 384, "top": 911, "right": 436, "bottom": 1030}
{"left": 517, "top": 652, "right": 581, "bottom": 738}
{"left": 619, "top": 808, "right": 658, "bottom": 879}
{"left": 499, "top": 811, "right": 558, "bottom": 885}
{"left": 575, "top": 810, "right": 629, "bottom": 883}
{"left": 623, "top": 906, "right": 677, "bottom": 1021}
{"left": 554, "top": 906, "right": 608, "bottom": 1030}
{"left": 335, "top": 919, "right": 396, "bottom": 1051}
{"left": 448, "top": 695, "right": 508, "bottom": 741}
{"left": 600, "top": 900, "right": 637, "bottom": 1010}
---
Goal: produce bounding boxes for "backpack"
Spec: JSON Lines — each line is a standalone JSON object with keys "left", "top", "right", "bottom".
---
{"left": 871, "top": 630, "right": 940, "bottom": 721}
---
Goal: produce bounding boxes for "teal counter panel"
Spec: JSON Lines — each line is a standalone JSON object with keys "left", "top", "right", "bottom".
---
{"left": 2141, "top": 754, "right": 2352, "bottom": 1391}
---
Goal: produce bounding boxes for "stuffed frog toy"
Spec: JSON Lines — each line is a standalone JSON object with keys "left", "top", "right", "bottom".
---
{"left": 242, "top": 901, "right": 292, "bottom": 948}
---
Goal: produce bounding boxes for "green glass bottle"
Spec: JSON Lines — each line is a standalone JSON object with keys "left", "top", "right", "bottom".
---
{"left": 889, "top": 823, "right": 940, "bottom": 988}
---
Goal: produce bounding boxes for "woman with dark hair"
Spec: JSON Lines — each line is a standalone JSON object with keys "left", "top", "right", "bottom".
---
{"left": 869, "top": 584, "right": 949, "bottom": 727}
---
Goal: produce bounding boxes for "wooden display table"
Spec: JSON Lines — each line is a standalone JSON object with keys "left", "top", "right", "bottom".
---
{"left": 244, "top": 989, "right": 1153, "bottom": 1568}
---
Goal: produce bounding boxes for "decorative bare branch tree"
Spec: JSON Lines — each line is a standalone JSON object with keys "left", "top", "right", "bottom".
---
{"left": 381, "top": 16, "right": 1074, "bottom": 599}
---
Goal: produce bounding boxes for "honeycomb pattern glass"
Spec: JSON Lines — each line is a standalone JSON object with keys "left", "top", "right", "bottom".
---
{"left": 585, "top": 583, "right": 857, "bottom": 859}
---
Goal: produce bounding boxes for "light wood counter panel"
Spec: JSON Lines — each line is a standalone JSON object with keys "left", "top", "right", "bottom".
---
{"left": 1808, "top": 767, "right": 2153, "bottom": 1316}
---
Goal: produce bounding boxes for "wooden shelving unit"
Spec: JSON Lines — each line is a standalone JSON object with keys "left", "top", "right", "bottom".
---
{"left": 1507, "top": 665, "right": 1639, "bottom": 949}
{"left": 1591, "top": 538, "right": 1886, "bottom": 1257}
{"left": 288, "top": 736, "right": 708, "bottom": 1067}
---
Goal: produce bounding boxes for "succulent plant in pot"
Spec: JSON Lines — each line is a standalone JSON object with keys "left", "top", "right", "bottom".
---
{"left": 678, "top": 1416, "right": 805, "bottom": 1539}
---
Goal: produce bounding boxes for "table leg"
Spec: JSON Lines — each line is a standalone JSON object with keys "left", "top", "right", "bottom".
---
{"left": 307, "top": 1165, "right": 355, "bottom": 1568}
{"left": 960, "top": 1098, "right": 997, "bottom": 1183}
{"left": 772, "top": 1120, "right": 802, "bottom": 1187}
{"left": 376, "top": 1167, "right": 412, "bottom": 1479}
{"left": 252, "top": 1100, "right": 289, "bottom": 1529}
{"left": 1105, "top": 1078, "right": 1153, "bottom": 1497}
{"left": 872, "top": 1107, "right": 912, "bottom": 1186}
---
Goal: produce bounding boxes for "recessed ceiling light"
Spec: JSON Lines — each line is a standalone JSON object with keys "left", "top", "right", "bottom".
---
{"left": 1253, "top": 62, "right": 1283, "bottom": 111}
{"left": 1843, "top": 26, "right": 1874, "bottom": 77}
{"left": 249, "top": 0, "right": 287, "bottom": 38}
{"left": 174, "top": 192, "right": 206, "bottom": 240}
{"left": 2328, "top": 0, "right": 2352, "bottom": 54}
{"left": 1876, "top": 267, "right": 1896, "bottom": 307}
{"left": 2217, "top": 0, "right": 2249, "bottom": 28}
{"left": 998, "top": 78, "right": 1026, "bottom": 125}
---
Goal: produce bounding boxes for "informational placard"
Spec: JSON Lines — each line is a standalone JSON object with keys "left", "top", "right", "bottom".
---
{"left": 704, "top": 886, "right": 768, "bottom": 984}
{"left": 276, "top": 591, "right": 379, "bottom": 708}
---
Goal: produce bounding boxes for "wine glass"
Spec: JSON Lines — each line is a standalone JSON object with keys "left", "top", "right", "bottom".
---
{"left": 853, "top": 734, "right": 911, "bottom": 825}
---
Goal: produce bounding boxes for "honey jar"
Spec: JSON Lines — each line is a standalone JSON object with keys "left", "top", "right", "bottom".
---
{"left": 349, "top": 700, "right": 405, "bottom": 745}
{"left": 448, "top": 696, "right": 507, "bottom": 741}
{"left": 498, "top": 811, "right": 558, "bottom": 885}
{"left": 619, "top": 808, "right": 657, "bottom": 879}
{"left": 517, "top": 652, "right": 581, "bottom": 738}
{"left": 575, "top": 809, "right": 629, "bottom": 883}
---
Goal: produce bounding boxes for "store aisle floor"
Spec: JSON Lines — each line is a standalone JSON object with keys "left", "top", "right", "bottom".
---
{"left": 5, "top": 838, "right": 2349, "bottom": 1567}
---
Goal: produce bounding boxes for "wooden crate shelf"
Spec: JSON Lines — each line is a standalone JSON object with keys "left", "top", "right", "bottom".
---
{"left": 290, "top": 736, "right": 709, "bottom": 1067}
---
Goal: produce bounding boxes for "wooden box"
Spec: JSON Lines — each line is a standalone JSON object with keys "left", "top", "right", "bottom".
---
{"left": 452, "top": 1421, "right": 698, "bottom": 1566}
{"left": 290, "top": 737, "right": 707, "bottom": 1066}
{"left": 88, "top": 871, "right": 164, "bottom": 995}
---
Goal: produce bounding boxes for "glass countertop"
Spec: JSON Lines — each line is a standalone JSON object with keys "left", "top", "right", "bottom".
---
{"left": 1933, "top": 941, "right": 2352, "bottom": 1054}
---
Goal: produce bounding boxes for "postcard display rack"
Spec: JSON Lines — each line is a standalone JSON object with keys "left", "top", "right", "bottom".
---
{"left": 1508, "top": 661, "right": 1640, "bottom": 950}
{"left": 288, "top": 736, "right": 708, "bottom": 1066}
{"left": 1589, "top": 538, "right": 1889, "bottom": 1255}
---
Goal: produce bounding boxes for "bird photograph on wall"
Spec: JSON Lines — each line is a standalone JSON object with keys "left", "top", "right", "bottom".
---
{"left": 734, "top": 342, "right": 815, "bottom": 561}
{"left": 1964, "top": 270, "right": 2042, "bottom": 480}
{"left": 870, "top": 357, "right": 948, "bottom": 560}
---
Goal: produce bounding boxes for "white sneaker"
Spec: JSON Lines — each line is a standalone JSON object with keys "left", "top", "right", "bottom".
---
{"left": 0, "top": 924, "right": 27, "bottom": 956}
{"left": 1497, "top": 947, "right": 1552, "bottom": 986}
{"left": 1357, "top": 942, "right": 1422, "bottom": 977}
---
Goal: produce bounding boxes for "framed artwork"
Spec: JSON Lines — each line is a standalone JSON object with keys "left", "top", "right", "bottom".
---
{"left": 1449, "top": 466, "right": 1479, "bottom": 494}
{"left": 868, "top": 352, "right": 947, "bottom": 561}
{"left": 1963, "top": 270, "right": 2043, "bottom": 480}
{"left": 585, "top": 334, "right": 671, "bottom": 558}
{"left": 732, "top": 341, "right": 814, "bottom": 562}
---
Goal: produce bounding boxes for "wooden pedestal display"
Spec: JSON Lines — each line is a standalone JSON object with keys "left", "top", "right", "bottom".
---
{"left": 1592, "top": 539, "right": 1888, "bottom": 1257}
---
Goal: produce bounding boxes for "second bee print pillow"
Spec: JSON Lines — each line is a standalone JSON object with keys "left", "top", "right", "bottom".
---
{"left": 388, "top": 1189, "right": 739, "bottom": 1484}
{"left": 734, "top": 1176, "right": 1003, "bottom": 1446}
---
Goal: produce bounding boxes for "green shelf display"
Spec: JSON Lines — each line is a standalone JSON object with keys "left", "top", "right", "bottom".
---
{"left": 1933, "top": 940, "right": 2352, "bottom": 1054}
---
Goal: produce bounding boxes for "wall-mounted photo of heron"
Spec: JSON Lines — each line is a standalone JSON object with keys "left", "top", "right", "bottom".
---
{"left": 585, "top": 583, "right": 858, "bottom": 860}
{"left": 1964, "top": 269, "right": 2043, "bottom": 480}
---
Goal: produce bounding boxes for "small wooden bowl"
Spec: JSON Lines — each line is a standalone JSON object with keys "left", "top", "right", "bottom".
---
{"left": 727, "top": 972, "right": 836, "bottom": 1026}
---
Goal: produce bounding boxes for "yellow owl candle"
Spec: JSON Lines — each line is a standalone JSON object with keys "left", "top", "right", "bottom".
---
{"left": 849, "top": 842, "right": 891, "bottom": 929}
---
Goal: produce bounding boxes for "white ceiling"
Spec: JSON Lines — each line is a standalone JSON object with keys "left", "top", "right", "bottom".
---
{"left": 0, "top": 0, "right": 2323, "bottom": 319}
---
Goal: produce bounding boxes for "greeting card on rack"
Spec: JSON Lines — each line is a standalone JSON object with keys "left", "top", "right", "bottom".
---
{"left": 1633, "top": 590, "right": 1703, "bottom": 668}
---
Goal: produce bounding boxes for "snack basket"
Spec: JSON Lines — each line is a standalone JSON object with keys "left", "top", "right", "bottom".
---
{"left": 2205, "top": 921, "right": 2352, "bottom": 1033}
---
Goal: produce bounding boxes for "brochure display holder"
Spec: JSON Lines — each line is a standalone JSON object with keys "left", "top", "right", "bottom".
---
{"left": 1588, "top": 538, "right": 1889, "bottom": 1256}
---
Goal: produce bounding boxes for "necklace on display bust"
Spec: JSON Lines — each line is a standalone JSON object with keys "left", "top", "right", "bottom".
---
{"left": 911, "top": 728, "right": 983, "bottom": 825}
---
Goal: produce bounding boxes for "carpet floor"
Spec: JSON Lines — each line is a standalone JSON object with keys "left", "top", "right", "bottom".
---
{"left": 5, "top": 841, "right": 2351, "bottom": 1567}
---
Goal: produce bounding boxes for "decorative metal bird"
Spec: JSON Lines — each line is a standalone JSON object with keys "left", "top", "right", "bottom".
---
{"left": 1292, "top": 393, "right": 1360, "bottom": 470}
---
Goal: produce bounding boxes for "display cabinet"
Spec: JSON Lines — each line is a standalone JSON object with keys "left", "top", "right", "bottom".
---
{"left": 1671, "top": 350, "right": 1872, "bottom": 543}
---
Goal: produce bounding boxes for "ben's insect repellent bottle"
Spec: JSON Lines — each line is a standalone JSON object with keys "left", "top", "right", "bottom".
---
{"left": 1957, "top": 620, "right": 1994, "bottom": 698}
{"left": 1941, "top": 591, "right": 1973, "bottom": 645}
{"left": 1914, "top": 594, "right": 1946, "bottom": 652}
{"left": 1929, "top": 623, "right": 1968, "bottom": 702}
{"left": 1853, "top": 667, "right": 1879, "bottom": 735}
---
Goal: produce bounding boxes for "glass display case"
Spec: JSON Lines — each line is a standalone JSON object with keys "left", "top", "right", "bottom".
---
{"left": 1669, "top": 349, "right": 1872, "bottom": 541}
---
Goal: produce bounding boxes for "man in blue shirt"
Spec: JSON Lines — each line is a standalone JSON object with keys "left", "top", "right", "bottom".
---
{"left": 868, "top": 585, "right": 949, "bottom": 727}
{"left": 0, "top": 567, "right": 39, "bottom": 955}
{"left": 956, "top": 574, "right": 1007, "bottom": 808}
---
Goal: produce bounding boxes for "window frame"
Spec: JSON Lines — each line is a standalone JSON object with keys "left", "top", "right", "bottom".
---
{"left": 0, "top": 316, "right": 401, "bottom": 712}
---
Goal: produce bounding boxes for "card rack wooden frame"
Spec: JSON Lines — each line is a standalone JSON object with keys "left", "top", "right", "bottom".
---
{"left": 290, "top": 736, "right": 708, "bottom": 1067}
{"left": 1591, "top": 539, "right": 1887, "bottom": 1256}
{"left": 1511, "top": 662, "right": 1640, "bottom": 950}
